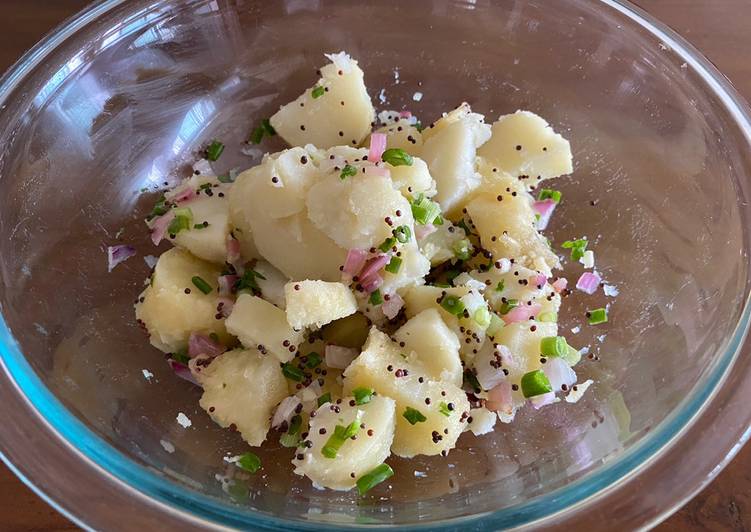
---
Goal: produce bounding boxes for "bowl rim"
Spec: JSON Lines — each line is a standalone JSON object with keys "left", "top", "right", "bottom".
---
{"left": 1, "top": 0, "right": 751, "bottom": 529}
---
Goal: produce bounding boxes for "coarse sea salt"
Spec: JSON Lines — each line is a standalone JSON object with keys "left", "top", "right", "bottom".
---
{"left": 176, "top": 412, "right": 192, "bottom": 428}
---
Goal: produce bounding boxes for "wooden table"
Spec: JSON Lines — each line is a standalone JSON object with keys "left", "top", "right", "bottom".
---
{"left": 0, "top": 1, "right": 749, "bottom": 530}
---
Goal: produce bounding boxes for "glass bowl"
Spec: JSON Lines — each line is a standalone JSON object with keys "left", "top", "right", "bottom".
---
{"left": 1, "top": 0, "right": 751, "bottom": 529}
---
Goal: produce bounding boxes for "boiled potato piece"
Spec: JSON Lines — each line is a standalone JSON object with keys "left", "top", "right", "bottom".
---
{"left": 417, "top": 223, "right": 466, "bottom": 266}
{"left": 135, "top": 248, "right": 229, "bottom": 353}
{"left": 468, "top": 264, "right": 561, "bottom": 317}
{"left": 492, "top": 321, "right": 558, "bottom": 380}
{"left": 419, "top": 103, "right": 491, "bottom": 215}
{"left": 270, "top": 52, "right": 375, "bottom": 149}
{"left": 284, "top": 280, "right": 357, "bottom": 329}
{"left": 196, "top": 348, "right": 287, "bottom": 446}
{"left": 467, "top": 407, "right": 497, "bottom": 436}
{"left": 380, "top": 243, "right": 431, "bottom": 295}
{"left": 393, "top": 308, "right": 462, "bottom": 386}
{"left": 253, "top": 260, "right": 289, "bottom": 310}
{"left": 343, "top": 328, "right": 470, "bottom": 458}
{"left": 388, "top": 157, "right": 435, "bottom": 197}
{"left": 307, "top": 171, "right": 413, "bottom": 250}
{"left": 225, "top": 293, "right": 304, "bottom": 362}
{"left": 293, "top": 395, "right": 396, "bottom": 490}
{"left": 477, "top": 110, "right": 573, "bottom": 181}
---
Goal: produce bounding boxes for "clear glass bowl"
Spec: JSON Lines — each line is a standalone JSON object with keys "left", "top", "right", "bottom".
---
{"left": 1, "top": 0, "right": 750, "bottom": 529}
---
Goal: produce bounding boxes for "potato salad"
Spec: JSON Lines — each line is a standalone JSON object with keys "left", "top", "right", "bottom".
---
{"left": 134, "top": 52, "right": 591, "bottom": 494}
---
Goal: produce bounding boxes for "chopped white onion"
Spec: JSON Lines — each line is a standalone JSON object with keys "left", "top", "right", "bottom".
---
{"left": 530, "top": 392, "right": 556, "bottom": 409}
{"left": 325, "top": 345, "right": 358, "bottom": 369}
{"left": 468, "top": 407, "right": 497, "bottom": 436}
{"left": 565, "top": 379, "right": 594, "bottom": 403}
{"left": 271, "top": 396, "right": 301, "bottom": 429}
{"left": 543, "top": 357, "right": 577, "bottom": 392}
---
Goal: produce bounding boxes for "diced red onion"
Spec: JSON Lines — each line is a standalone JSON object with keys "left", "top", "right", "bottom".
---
{"left": 168, "top": 359, "right": 200, "bottom": 386}
{"left": 360, "top": 274, "right": 383, "bottom": 294}
{"left": 217, "top": 296, "right": 234, "bottom": 317}
{"left": 530, "top": 392, "right": 556, "bottom": 410}
{"left": 415, "top": 224, "right": 437, "bottom": 240}
{"left": 170, "top": 186, "right": 197, "bottom": 204}
{"left": 107, "top": 245, "right": 136, "bottom": 272}
{"left": 533, "top": 199, "right": 557, "bottom": 230}
{"left": 150, "top": 211, "right": 174, "bottom": 245}
{"left": 543, "top": 357, "right": 577, "bottom": 392}
{"left": 368, "top": 133, "right": 387, "bottom": 162}
{"left": 342, "top": 248, "right": 368, "bottom": 278}
{"left": 188, "top": 332, "right": 225, "bottom": 358}
{"left": 271, "top": 395, "right": 302, "bottom": 429}
{"left": 399, "top": 110, "right": 412, "bottom": 118}
{"left": 367, "top": 165, "right": 391, "bottom": 178}
{"left": 325, "top": 345, "right": 358, "bottom": 369}
{"left": 485, "top": 381, "right": 513, "bottom": 415}
{"left": 576, "top": 272, "right": 601, "bottom": 295}
{"left": 532, "top": 273, "right": 547, "bottom": 288}
{"left": 359, "top": 254, "right": 389, "bottom": 281}
{"left": 382, "top": 293, "right": 404, "bottom": 319}
{"left": 552, "top": 277, "right": 568, "bottom": 293}
{"left": 502, "top": 302, "right": 541, "bottom": 324}
{"left": 226, "top": 235, "right": 241, "bottom": 265}
{"left": 218, "top": 274, "right": 238, "bottom": 296}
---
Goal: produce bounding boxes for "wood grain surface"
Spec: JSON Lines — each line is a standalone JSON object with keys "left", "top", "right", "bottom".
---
{"left": 0, "top": 1, "right": 749, "bottom": 530}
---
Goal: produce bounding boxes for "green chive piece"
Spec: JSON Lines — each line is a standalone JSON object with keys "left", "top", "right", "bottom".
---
{"left": 280, "top": 415, "right": 303, "bottom": 447}
{"left": 561, "top": 238, "right": 588, "bottom": 262}
{"left": 538, "top": 311, "right": 558, "bottom": 323}
{"left": 587, "top": 307, "right": 608, "bottom": 325}
{"left": 148, "top": 195, "right": 169, "bottom": 219}
{"left": 306, "top": 352, "right": 322, "bottom": 368}
{"left": 191, "top": 276, "right": 212, "bottom": 294}
{"left": 438, "top": 401, "right": 451, "bottom": 417}
{"left": 393, "top": 225, "right": 412, "bottom": 243}
{"left": 463, "top": 369, "right": 481, "bottom": 393}
{"left": 499, "top": 299, "right": 519, "bottom": 315}
{"left": 495, "top": 280, "right": 505, "bottom": 292}
{"left": 385, "top": 256, "right": 402, "bottom": 274}
{"left": 563, "top": 344, "right": 582, "bottom": 366}
{"left": 402, "top": 407, "right": 427, "bottom": 425}
{"left": 262, "top": 118, "right": 276, "bottom": 136}
{"left": 167, "top": 207, "right": 193, "bottom": 236}
{"left": 410, "top": 194, "right": 441, "bottom": 225}
{"left": 538, "top": 189, "right": 562, "bottom": 203}
{"left": 322, "top": 417, "right": 362, "bottom": 458}
{"left": 414, "top": 122, "right": 424, "bottom": 132}
{"left": 311, "top": 85, "right": 325, "bottom": 99}
{"left": 282, "top": 362, "right": 304, "bottom": 382}
{"left": 353, "top": 387, "right": 374, "bottom": 405}
{"left": 381, "top": 148, "right": 413, "bottom": 167}
{"left": 236, "top": 452, "right": 261, "bottom": 473}
{"left": 452, "top": 238, "right": 473, "bottom": 261}
{"left": 446, "top": 269, "right": 461, "bottom": 283}
{"left": 249, "top": 118, "right": 276, "bottom": 144}
{"left": 234, "top": 269, "right": 266, "bottom": 294}
{"left": 369, "top": 289, "right": 384, "bottom": 306}
{"left": 433, "top": 215, "right": 444, "bottom": 226}
{"left": 193, "top": 222, "right": 209, "bottom": 229}
{"left": 473, "top": 307, "right": 491, "bottom": 328}
{"left": 486, "top": 313, "right": 504, "bottom": 337}
{"left": 378, "top": 237, "right": 397, "bottom": 252}
{"left": 218, "top": 173, "right": 234, "bottom": 183}
{"left": 540, "top": 336, "right": 569, "bottom": 357}
{"left": 440, "top": 295, "right": 466, "bottom": 316}
{"left": 206, "top": 140, "right": 225, "bottom": 162}
{"left": 356, "top": 464, "right": 394, "bottom": 495}
{"left": 172, "top": 349, "right": 190, "bottom": 365}
{"left": 521, "top": 369, "right": 552, "bottom": 398}
{"left": 317, "top": 392, "right": 332, "bottom": 407}
{"left": 340, "top": 164, "right": 357, "bottom": 180}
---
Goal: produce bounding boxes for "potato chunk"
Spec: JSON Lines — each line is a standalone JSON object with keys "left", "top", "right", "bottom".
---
{"left": 343, "top": 328, "right": 470, "bottom": 457}
{"left": 225, "top": 294, "right": 304, "bottom": 362}
{"left": 293, "top": 395, "right": 396, "bottom": 490}
{"left": 270, "top": 52, "right": 375, "bottom": 149}
{"left": 388, "top": 157, "right": 436, "bottom": 197}
{"left": 284, "top": 280, "right": 357, "bottom": 329}
{"left": 196, "top": 349, "right": 287, "bottom": 446}
{"left": 135, "top": 248, "right": 228, "bottom": 353}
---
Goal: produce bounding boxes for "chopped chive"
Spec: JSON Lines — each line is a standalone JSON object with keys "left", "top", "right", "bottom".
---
{"left": 473, "top": 307, "right": 491, "bottom": 328}
{"left": 393, "top": 225, "right": 412, "bottom": 243}
{"left": 206, "top": 140, "right": 225, "bottom": 161}
{"left": 463, "top": 369, "right": 481, "bottom": 393}
{"left": 540, "top": 336, "right": 569, "bottom": 357}
{"left": 378, "top": 237, "right": 397, "bottom": 252}
{"left": 236, "top": 452, "right": 261, "bottom": 473}
{"left": 498, "top": 299, "right": 519, "bottom": 315}
{"left": 414, "top": 122, "right": 424, "bottom": 132}
{"left": 561, "top": 238, "right": 588, "bottom": 262}
{"left": 495, "top": 280, "right": 505, "bottom": 292}
{"left": 193, "top": 222, "right": 210, "bottom": 229}
{"left": 199, "top": 182, "right": 213, "bottom": 191}
{"left": 402, "top": 407, "right": 427, "bottom": 425}
{"left": 382, "top": 148, "right": 413, "bottom": 167}
{"left": 249, "top": 118, "right": 276, "bottom": 144}
{"left": 261, "top": 118, "right": 276, "bottom": 136}
{"left": 218, "top": 173, "right": 235, "bottom": 183}
{"left": 587, "top": 307, "right": 608, "bottom": 325}
{"left": 452, "top": 238, "right": 473, "bottom": 261}
{"left": 172, "top": 349, "right": 190, "bottom": 365}
{"left": 433, "top": 215, "right": 444, "bottom": 226}
{"left": 280, "top": 414, "right": 303, "bottom": 447}
{"left": 317, "top": 392, "right": 332, "bottom": 407}
{"left": 306, "top": 352, "right": 322, "bottom": 368}
{"left": 385, "top": 256, "right": 402, "bottom": 274}
{"left": 353, "top": 387, "right": 374, "bottom": 405}
{"left": 191, "top": 276, "right": 212, "bottom": 294}
{"left": 537, "top": 311, "right": 558, "bottom": 323}
{"left": 148, "top": 194, "right": 169, "bottom": 220}
{"left": 438, "top": 401, "right": 451, "bottom": 417}
{"left": 322, "top": 416, "right": 362, "bottom": 458}
{"left": 521, "top": 369, "right": 552, "bottom": 398}
{"left": 538, "top": 189, "right": 562, "bottom": 203}
{"left": 440, "top": 295, "right": 466, "bottom": 316}
{"left": 446, "top": 269, "right": 461, "bottom": 283}
{"left": 369, "top": 289, "right": 384, "bottom": 306}
{"left": 167, "top": 207, "right": 193, "bottom": 236}
{"left": 282, "top": 362, "right": 304, "bottom": 382}
{"left": 311, "top": 85, "right": 325, "bottom": 99}
{"left": 340, "top": 164, "right": 357, "bottom": 180}
{"left": 356, "top": 464, "right": 394, "bottom": 495}
{"left": 234, "top": 269, "right": 266, "bottom": 294}
{"left": 410, "top": 194, "right": 441, "bottom": 225}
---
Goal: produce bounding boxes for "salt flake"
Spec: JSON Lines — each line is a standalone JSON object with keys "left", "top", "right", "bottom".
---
{"left": 160, "top": 439, "right": 175, "bottom": 453}
{"left": 176, "top": 412, "right": 192, "bottom": 428}
{"left": 412, "top": 91, "right": 423, "bottom": 102}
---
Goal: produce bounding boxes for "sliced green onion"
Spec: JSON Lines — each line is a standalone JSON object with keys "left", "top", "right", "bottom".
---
{"left": 311, "top": 85, "right": 325, "bottom": 99}
{"left": 340, "top": 164, "right": 357, "bottom": 180}
{"left": 322, "top": 416, "right": 362, "bottom": 458}
{"left": 561, "top": 238, "right": 588, "bottom": 262}
{"left": 167, "top": 207, "right": 193, "bottom": 236}
{"left": 495, "top": 280, "right": 505, "bottom": 292}
{"left": 473, "top": 307, "right": 491, "bottom": 328}
{"left": 317, "top": 392, "right": 332, "bottom": 407}
{"left": 385, "top": 256, "right": 402, "bottom": 274}
{"left": 282, "top": 362, "right": 304, "bottom": 382}
{"left": 587, "top": 307, "right": 608, "bottom": 325}
{"left": 521, "top": 369, "right": 552, "bottom": 398}
{"left": 393, "top": 225, "right": 412, "bottom": 243}
{"left": 261, "top": 118, "right": 276, "bottom": 136}
{"left": 402, "top": 407, "right": 427, "bottom": 425}
{"left": 540, "top": 336, "right": 569, "bottom": 357}
{"left": 414, "top": 122, "right": 424, "bottom": 132}
{"left": 499, "top": 299, "right": 519, "bottom": 315}
{"left": 236, "top": 452, "right": 261, "bottom": 473}
{"left": 486, "top": 313, "right": 505, "bottom": 337}
{"left": 206, "top": 140, "right": 225, "bottom": 161}
{"left": 537, "top": 311, "right": 558, "bottom": 323}
{"left": 306, "top": 352, "right": 322, "bottom": 368}
{"left": 369, "top": 289, "right": 384, "bottom": 306}
{"left": 378, "top": 237, "right": 397, "bottom": 252}
{"left": 280, "top": 415, "right": 303, "bottom": 447}
{"left": 562, "top": 345, "right": 582, "bottom": 366}
{"left": 218, "top": 173, "right": 235, "bottom": 183}
{"left": 410, "top": 194, "right": 441, "bottom": 225}
{"left": 191, "top": 276, "right": 212, "bottom": 294}
{"left": 463, "top": 369, "right": 481, "bottom": 393}
{"left": 452, "top": 238, "right": 473, "bottom": 261}
{"left": 172, "top": 349, "right": 190, "bottom": 365}
{"left": 538, "top": 189, "right": 562, "bottom": 203}
{"left": 353, "top": 387, "right": 374, "bottom": 405}
{"left": 234, "top": 269, "right": 266, "bottom": 294}
{"left": 148, "top": 195, "right": 169, "bottom": 219}
{"left": 440, "top": 295, "right": 466, "bottom": 316}
{"left": 381, "top": 148, "right": 413, "bottom": 167}
{"left": 356, "top": 464, "right": 394, "bottom": 495}
{"left": 193, "top": 222, "right": 209, "bottom": 229}
{"left": 433, "top": 215, "right": 444, "bottom": 226}
{"left": 249, "top": 118, "right": 276, "bottom": 144}
{"left": 438, "top": 402, "right": 451, "bottom": 417}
